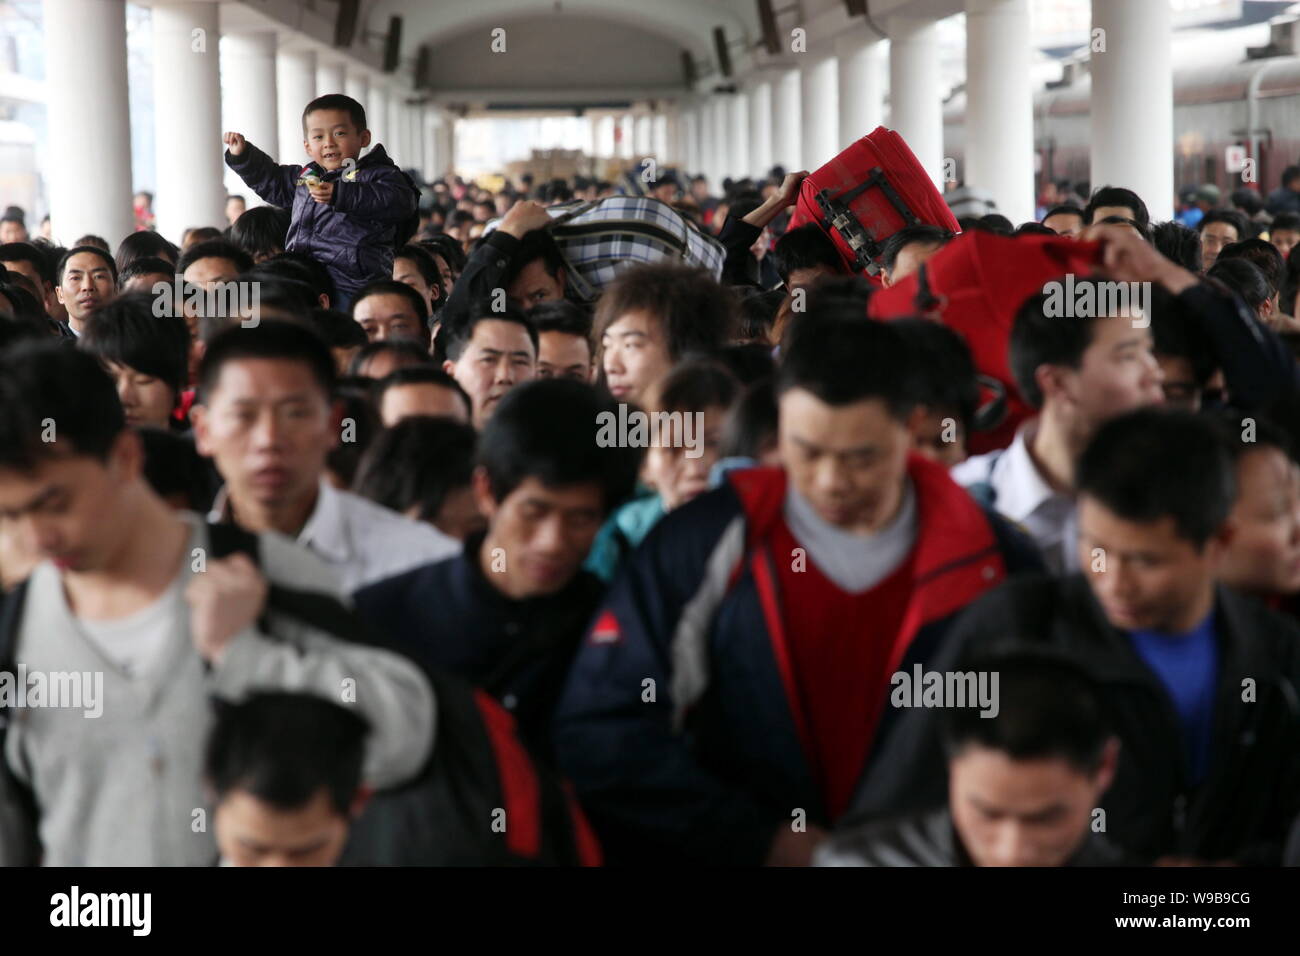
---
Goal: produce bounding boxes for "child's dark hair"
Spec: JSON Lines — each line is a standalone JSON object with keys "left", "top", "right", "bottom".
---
{"left": 302, "top": 94, "right": 367, "bottom": 134}
{"left": 206, "top": 692, "right": 369, "bottom": 815}
{"left": 650, "top": 357, "right": 740, "bottom": 416}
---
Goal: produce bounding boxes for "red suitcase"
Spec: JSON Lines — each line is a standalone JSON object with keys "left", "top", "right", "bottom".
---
{"left": 868, "top": 230, "right": 1105, "bottom": 454}
{"left": 785, "top": 126, "right": 961, "bottom": 282}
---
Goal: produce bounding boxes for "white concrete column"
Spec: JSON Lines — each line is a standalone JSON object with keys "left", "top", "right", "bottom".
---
{"left": 44, "top": 0, "right": 134, "bottom": 245}
{"left": 368, "top": 85, "right": 389, "bottom": 149}
{"left": 596, "top": 114, "right": 617, "bottom": 159}
{"left": 772, "top": 68, "right": 802, "bottom": 172}
{"left": 407, "top": 102, "right": 424, "bottom": 175}
{"left": 709, "top": 95, "right": 729, "bottom": 185}
{"left": 388, "top": 94, "right": 405, "bottom": 166}
{"left": 634, "top": 114, "right": 653, "bottom": 157}
{"left": 1090, "top": 0, "right": 1174, "bottom": 220}
{"left": 315, "top": 59, "right": 345, "bottom": 98}
{"left": 682, "top": 108, "right": 699, "bottom": 175}
{"left": 835, "top": 26, "right": 886, "bottom": 149}
{"left": 888, "top": 15, "right": 944, "bottom": 187}
{"left": 221, "top": 31, "right": 278, "bottom": 205}
{"left": 800, "top": 57, "right": 838, "bottom": 174}
{"left": 152, "top": 1, "right": 224, "bottom": 244}
{"left": 728, "top": 90, "right": 751, "bottom": 180}
{"left": 276, "top": 46, "right": 316, "bottom": 164}
{"left": 966, "top": 0, "right": 1034, "bottom": 223}
{"left": 749, "top": 80, "right": 774, "bottom": 180}
{"left": 653, "top": 114, "right": 670, "bottom": 166}
{"left": 345, "top": 71, "right": 369, "bottom": 115}
{"left": 618, "top": 114, "right": 635, "bottom": 160}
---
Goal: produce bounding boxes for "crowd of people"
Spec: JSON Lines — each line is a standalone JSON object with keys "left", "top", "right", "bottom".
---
{"left": 0, "top": 91, "right": 1298, "bottom": 868}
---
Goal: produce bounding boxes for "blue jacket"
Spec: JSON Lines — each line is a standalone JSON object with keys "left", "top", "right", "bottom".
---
{"left": 224, "top": 141, "right": 418, "bottom": 304}
{"left": 552, "top": 457, "right": 1044, "bottom": 865}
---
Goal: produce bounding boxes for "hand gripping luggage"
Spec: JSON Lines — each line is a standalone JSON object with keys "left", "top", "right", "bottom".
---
{"left": 868, "top": 230, "right": 1105, "bottom": 454}
{"left": 785, "top": 126, "right": 961, "bottom": 280}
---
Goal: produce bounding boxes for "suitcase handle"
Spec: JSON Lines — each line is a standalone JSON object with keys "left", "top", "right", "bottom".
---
{"left": 814, "top": 166, "right": 922, "bottom": 273}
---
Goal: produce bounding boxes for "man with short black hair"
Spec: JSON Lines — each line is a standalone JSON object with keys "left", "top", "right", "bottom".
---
{"left": 350, "top": 278, "right": 429, "bottom": 346}
{"left": 1041, "top": 205, "right": 1085, "bottom": 238}
{"left": 529, "top": 300, "right": 593, "bottom": 382}
{"left": 441, "top": 300, "right": 538, "bottom": 428}
{"left": 0, "top": 343, "right": 433, "bottom": 865}
{"left": 55, "top": 244, "right": 117, "bottom": 336}
{"left": 1267, "top": 164, "right": 1300, "bottom": 216}
{"left": 818, "top": 652, "right": 1124, "bottom": 867}
{"left": 1270, "top": 211, "right": 1300, "bottom": 261}
{"left": 880, "top": 225, "right": 953, "bottom": 287}
{"left": 374, "top": 366, "right": 472, "bottom": 426}
{"left": 772, "top": 223, "right": 844, "bottom": 290}
{"left": 355, "top": 379, "right": 641, "bottom": 754}
{"left": 207, "top": 692, "right": 369, "bottom": 867}
{"left": 554, "top": 308, "right": 1042, "bottom": 866}
{"left": 392, "top": 243, "right": 444, "bottom": 317}
{"left": 192, "top": 320, "right": 458, "bottom": 593}
{"left": 1198, "top": 210, "right": 1249, "bottom": 271}
{"left": 0, "top": 242, "right": 55, "bottom": 316}
{"left": 1084, "top": 185, "right": 1150, "bottom": 235}
{"left": 866, "top": 409, "right": 1300, "bottom": 865}
{"left": 179, "top": 239, "right": 254, "bottom": 290}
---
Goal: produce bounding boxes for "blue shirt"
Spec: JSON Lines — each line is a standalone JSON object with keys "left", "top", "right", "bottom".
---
{"left": 1127, "top": 612, "right": 1219, "bottom": 785}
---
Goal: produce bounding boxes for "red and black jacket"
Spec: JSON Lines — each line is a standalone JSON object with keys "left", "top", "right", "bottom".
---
{"left": 553, "top": 457, "right": 1043, "bottom": 866}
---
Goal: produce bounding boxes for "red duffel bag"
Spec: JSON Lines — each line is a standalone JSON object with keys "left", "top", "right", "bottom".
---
{"left": 785, "top": 126, "right": 961, "bottom": 282}
{"left": 868, "top": 230, "right": 1105, "bottom": 454}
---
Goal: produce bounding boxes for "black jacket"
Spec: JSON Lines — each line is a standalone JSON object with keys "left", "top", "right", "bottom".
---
{"left": 850, "top": 574, "right": 1300, "bottom": 865}
{"left": 817, "top": 807, "right": 1130, "bottom": 867}
{"left": 354, "top": 533, "right": 605, "bottom": 760}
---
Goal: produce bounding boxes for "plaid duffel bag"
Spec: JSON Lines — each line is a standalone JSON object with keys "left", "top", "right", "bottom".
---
{"left": 539, "top": 196, "right": 726, "bottom": 301}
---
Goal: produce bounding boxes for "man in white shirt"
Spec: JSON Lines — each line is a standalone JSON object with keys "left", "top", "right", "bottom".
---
{"left": 951, "top": 255, "right": 1180, "bottom": 571}
{"left": 192, "top": 320, "right": 458, "bottom": 594}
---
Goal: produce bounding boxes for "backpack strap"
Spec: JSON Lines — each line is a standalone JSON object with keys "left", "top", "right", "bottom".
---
{"left": 203, "top": 520, "right": 383, "bottom": 648}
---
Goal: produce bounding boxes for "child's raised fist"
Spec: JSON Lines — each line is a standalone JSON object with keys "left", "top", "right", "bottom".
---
{"left": 223, "top": 131, "right": 247, "bottom": 156}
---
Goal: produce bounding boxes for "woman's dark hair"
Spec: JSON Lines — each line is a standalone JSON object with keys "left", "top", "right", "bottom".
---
{"left": 115, "top": 230, "right": 179, "bottom": 272}
{"left": 353, "top": 416, "right": 477, "bottom": 523}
